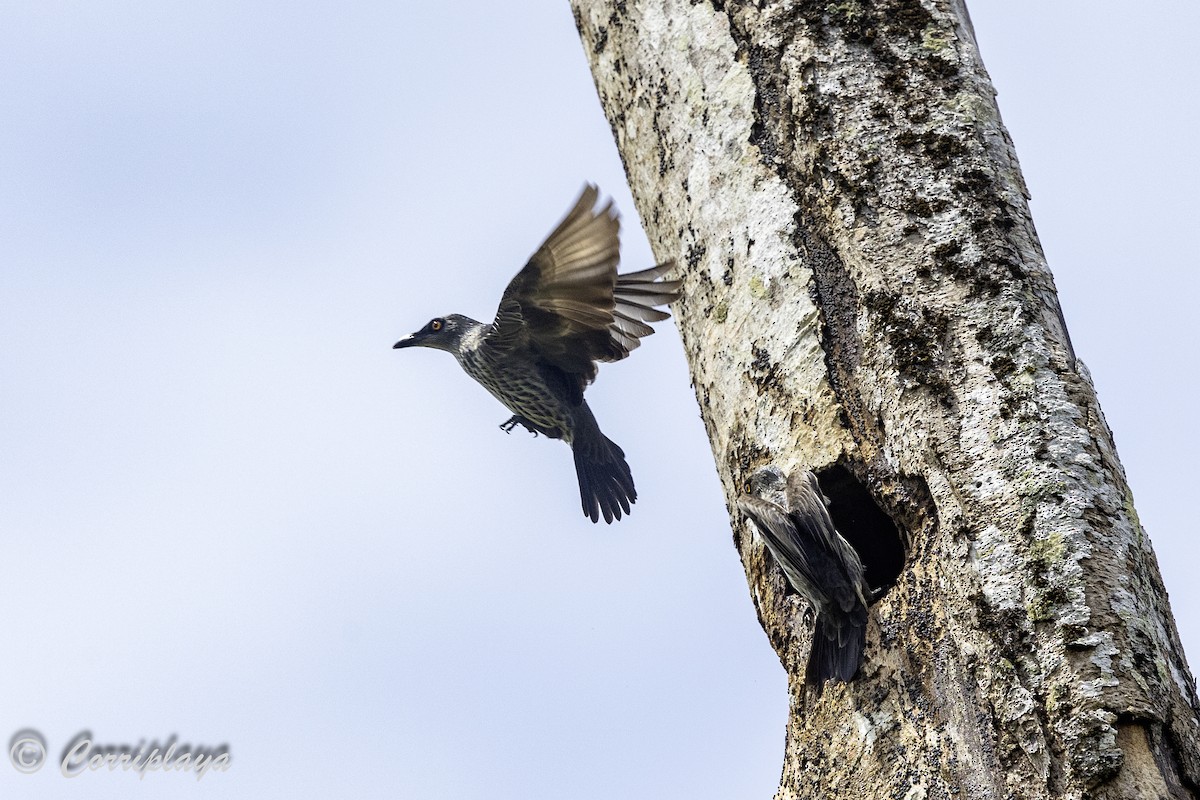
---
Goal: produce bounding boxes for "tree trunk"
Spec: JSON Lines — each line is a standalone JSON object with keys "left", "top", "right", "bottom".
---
{"left": 570, "top": 1, "right": 1200, "bottom": 797}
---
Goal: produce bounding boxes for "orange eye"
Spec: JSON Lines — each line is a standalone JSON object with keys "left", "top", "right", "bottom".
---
{"left": 430, "top": 319, "right": 443, "bottom": 331}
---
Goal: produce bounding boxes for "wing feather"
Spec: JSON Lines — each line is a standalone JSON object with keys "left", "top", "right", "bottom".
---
{"left": 736, "top": 495, "right": 827, "bottom": 609}
{"left": 487, "top": 185, "right": 678, "bottom": 382}
{"left": 785, "top": 471, "right": 870, "bottom": 609}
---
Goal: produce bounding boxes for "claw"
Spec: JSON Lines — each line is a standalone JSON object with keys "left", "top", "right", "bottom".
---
{"left": 499, "top": 415, "right": 539, "bottom": 436}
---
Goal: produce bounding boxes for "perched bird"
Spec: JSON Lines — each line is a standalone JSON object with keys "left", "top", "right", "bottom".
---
{"left": 738, "top": 467, "right": 874, "bottom": 684}
{"left": 393, "top": 185, "right": 679, "bottom": 523}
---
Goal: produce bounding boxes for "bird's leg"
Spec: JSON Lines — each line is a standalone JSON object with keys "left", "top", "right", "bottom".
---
{"left": 499, "top": 415, "right": 540, "bottom": 436}
{"left": 799, "top": 603, "right": 816, "bottom": 628}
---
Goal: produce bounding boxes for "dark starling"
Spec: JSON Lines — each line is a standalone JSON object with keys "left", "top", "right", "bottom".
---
{"left": 393, "top": 185, "right": 679, "bottom": 523}
{"left": 738, "top": 467, "right": 874, "bottom": 684}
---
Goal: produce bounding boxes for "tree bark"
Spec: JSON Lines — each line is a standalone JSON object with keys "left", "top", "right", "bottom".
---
{"left": 570, "top": 1, "right": 1200, "bottom": 797}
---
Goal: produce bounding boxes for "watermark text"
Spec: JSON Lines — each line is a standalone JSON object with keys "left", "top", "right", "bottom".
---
{"left": 8, "top": 729, "right": 230, "bottom": 780}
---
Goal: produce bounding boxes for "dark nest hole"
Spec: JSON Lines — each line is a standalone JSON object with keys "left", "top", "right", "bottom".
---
{"left": 815, "top": 465, "right": 906, "bottom": 596}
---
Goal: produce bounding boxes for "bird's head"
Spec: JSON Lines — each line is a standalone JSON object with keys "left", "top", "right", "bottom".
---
{"left": 742, "top": 465, "right": 788, "bottom": 507}
{"left": 393, "top": 314, "right": 474, "bottom": 354}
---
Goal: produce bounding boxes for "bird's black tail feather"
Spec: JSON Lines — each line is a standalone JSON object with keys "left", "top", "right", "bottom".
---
{"left": 571, "top": 426, "right": 636, "bottom": 524}
{"left": 806, "top": 613, "right": 866, "bottom": 685}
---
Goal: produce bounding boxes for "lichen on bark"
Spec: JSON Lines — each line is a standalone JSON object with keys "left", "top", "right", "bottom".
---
{"left": 572, "top": 0, "right": 1200, "bottom": 797}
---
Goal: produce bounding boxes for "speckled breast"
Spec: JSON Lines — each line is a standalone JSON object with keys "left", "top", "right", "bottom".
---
{"left": 457, "top": 346, "right": 572, "bottom": 441}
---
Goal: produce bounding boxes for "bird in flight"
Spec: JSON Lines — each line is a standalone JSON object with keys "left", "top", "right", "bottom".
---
{"left": 393, "top": 185, "right": 679, "bottom": 523}
{"left": 738, "top": 467, "right": 875, "bottom": 684}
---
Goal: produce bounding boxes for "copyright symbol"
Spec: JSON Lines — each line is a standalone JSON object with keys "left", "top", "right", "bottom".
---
{"left": 9, "top": 729, "right": 46, "bottom": 773}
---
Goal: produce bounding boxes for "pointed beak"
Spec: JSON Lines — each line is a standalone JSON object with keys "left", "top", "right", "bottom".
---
{"left": 392, "top": 334, "right": 418, "bottom": 349}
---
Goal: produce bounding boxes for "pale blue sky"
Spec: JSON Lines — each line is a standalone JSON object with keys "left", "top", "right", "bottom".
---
{"left": 1, "top": 2, "right": 1196, "bottom": 798}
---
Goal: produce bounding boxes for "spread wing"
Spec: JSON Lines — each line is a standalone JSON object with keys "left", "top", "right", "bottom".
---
{"left": 488, "top": 185, "right": 679, "bottom": 384}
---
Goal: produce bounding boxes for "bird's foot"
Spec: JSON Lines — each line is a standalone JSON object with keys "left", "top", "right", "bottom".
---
{"left": 800, "top": 606, "right": 816, "bottom": 628}
{"left": 499, "top": 415, "right": 539, "bottom": 437}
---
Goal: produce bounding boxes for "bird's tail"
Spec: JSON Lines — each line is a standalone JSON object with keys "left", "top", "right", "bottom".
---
{"left": 571, "top": 410, "right": 636, "bottom": 524}
{"left": 806, "top": 612, "right": 866, "bottom": 685}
